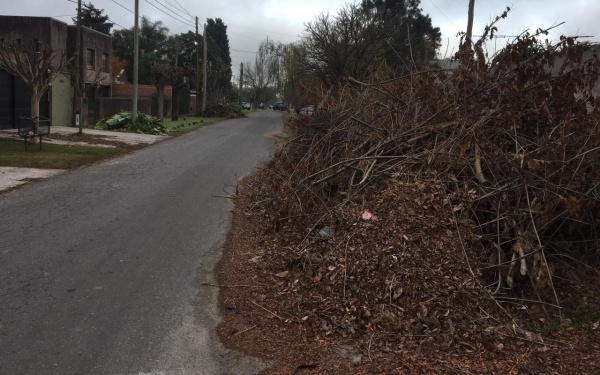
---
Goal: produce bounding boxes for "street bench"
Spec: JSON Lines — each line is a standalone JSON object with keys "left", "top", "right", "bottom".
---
{"left": 17, "top": 117, "right": 51, "bottom": 151}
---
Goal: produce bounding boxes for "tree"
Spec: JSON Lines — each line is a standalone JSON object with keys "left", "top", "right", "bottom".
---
{"left": 361, "top": 0, "right": 441, "bottom": 72}
{"left": 72, "top": 2, "right": 113, "bottom": 35}
{"left": 0, "top": 38, "right": 71, "bottom": 136}
{"left": 204, "top": 18, "right": 232, "bottom": 106}
{"left": 243, "top": 40, "right": 280, "bottom": 105}
{"left": 301, "top": 4, "right": 384, "bottom": 84}
{"left": 171, "top": 33, "right": 196, "bottom": 120}
{"left": 112, "top": 17, "right": 170, "bottom": 84}
{"left": 150, "top": 62, "right": 179, "bottom": 121}
{"left": 174, "top": 31, "right": 198, "bottom": 76}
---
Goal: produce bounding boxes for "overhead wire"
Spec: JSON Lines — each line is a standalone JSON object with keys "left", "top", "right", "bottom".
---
{"left": 170, "top": 0, "right": 194, "bottom": 19}
{"left": 144, "top": 0, "right": 195, "bottom": 28}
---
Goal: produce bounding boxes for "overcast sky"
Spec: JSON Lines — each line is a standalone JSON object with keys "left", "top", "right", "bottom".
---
{"left": 2, "top": 0, "right": 598, "bottom": 79}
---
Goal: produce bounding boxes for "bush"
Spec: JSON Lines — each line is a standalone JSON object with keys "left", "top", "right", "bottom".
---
{"left": 95, "top": 111, "right": 167, "bottom": 135}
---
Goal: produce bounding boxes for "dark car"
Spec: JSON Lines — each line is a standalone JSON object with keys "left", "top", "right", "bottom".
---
{"left": 272, "top": 102, "right": 288, "bottom": 111}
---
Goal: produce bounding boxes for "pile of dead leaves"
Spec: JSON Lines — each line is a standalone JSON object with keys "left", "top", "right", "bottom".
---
{"left": 217, "top": 170, "right": 600, "bottom": 374}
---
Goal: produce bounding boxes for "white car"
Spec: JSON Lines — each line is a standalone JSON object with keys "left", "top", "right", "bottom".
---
{"left": 241, "top": 102, "right": 251, "bottom": 110}
{"left": 299, "top": 105, "right": 314, "bottom": 116}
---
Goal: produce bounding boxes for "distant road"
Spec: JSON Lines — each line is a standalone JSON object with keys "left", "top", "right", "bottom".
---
{"left": 0, "top": 110, "right": 282, "bottom": 375}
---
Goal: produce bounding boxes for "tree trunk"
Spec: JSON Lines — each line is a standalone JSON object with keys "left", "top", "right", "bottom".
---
{"left": 30, "top": 93, "right": 41, "bottom": 144}
{"left": 171, "top": 86, "right": 179, "bottom": 121}
{"left": 157, "top": 86, "right": 165, "bottom": 121}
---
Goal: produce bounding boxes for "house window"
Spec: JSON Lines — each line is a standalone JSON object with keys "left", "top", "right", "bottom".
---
{"left": 86, "top": 49, "right": 95, "bottom": 70}
{"left": 101, "top": 53, "right": 109, "bottom": 73}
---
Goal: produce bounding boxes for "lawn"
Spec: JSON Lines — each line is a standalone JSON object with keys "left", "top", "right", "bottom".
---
{"left": 163, "top": 116, "right": 225, "bottom": 135}
{"left": 0, "top": 139, "right": 126, "bottom": 169}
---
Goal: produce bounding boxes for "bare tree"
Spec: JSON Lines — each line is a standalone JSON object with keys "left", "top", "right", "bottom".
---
{"left": 0, "top": 38, "right": 72, "bottom": 135}
{"left": 301, "top": 4, "right": 384, "bottom": 83}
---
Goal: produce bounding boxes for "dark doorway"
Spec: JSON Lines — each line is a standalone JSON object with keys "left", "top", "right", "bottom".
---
{"left": 0, "top": 70, "right": 49, "bottom": 129}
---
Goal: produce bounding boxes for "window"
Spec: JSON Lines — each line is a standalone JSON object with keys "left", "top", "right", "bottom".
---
{"left": 101, "top": 53, "right": 109, "bottom": 73}
{"left": 86, "top": 48, "right": 95, "bottom": 70}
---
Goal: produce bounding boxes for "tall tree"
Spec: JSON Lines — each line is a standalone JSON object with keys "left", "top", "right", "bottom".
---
{"left": 243, "top": 40, "right": 280, "bottom": 104}
{"left": 112, "top": 17, "right": 170, "bottom": 85}
{"left": 171, "top": 32, "right": 196, "bottom": 120}
{"left": 72, "top": 2, "right": 113, "bottom": 35}
{"left": 175, "top": 31, "right": 198, "bottom": 76}
{"left": 0, "top": 39, "right": 71, "bottom": 135}
{"left": 301, "top": 4, "right": 383, "bottom": 84}
{"left": 204, "top": 18, "right": 232, "bottom": 105}
{"left": 361, "top": 0, "right": 441, "bottom": 72}
{"left": 150, "top": 62, "right": 173, "bottom": 120}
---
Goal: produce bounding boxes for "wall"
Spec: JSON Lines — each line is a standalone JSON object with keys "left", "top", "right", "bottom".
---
{"left": 0, "top": 16, "right": 68, "bottom": 69}
{"left": 85, "top": 98, "right": 152, "bottom": 126}
{"left": 112, "top": 84, "right": 173, "bottom": 98}
{"left": 50, "top": 73, "right": 73, "bottom": 127}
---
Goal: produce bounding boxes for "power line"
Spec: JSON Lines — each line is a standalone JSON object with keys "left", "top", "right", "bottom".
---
{"left": 230, "top": 48, "right": 258, "bottom": 54}
{"left": 226, "top": 23, "right": 299, "bottom": 38}
{"left": 171, "top": 0, "right": 194, "bottom": 19}
{"left": 144, "top": 0, "right": 195, "bottom": 28}
{"left": 111, "top": 0, "right": 134, "bottom": 14}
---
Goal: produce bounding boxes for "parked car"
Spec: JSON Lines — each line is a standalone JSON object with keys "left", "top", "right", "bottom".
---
{"left": 241, "top": 102, "right": 251, "bottom": 110}
{"left": 272, "top": 102, "right": 288, "bottom": 111}
{"left": 299, "top": 105, "right": 315, "bottom": 116}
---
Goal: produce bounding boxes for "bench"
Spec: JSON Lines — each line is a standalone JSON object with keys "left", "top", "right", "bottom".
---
{"left": 17, "top": 117, "right": 51, "bottom": 151}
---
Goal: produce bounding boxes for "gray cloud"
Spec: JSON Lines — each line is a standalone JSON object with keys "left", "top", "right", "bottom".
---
{"left": 3, "top": 0, "right": 597, "bottom": 70}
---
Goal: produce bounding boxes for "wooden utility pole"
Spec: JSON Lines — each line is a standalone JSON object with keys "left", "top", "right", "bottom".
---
{"left": 466, "top": 0, "right": 475, "bottom": 42}
{"left": 202, "top": 23, "right": 207, "bottom": 117}
{"left": 132, "top": 0, "right": 139, "bottom": 122}
{"left": 73, "top": 0, "right": 82, "bottom": 131}
{"left": 239, "top": 63, "right": 243, "bottom": 92}
{"left": 195, "top": 16, "right": 200, "bottom": 115}
{"left": 171, "top": 43, "right": 179, "bottom": 121}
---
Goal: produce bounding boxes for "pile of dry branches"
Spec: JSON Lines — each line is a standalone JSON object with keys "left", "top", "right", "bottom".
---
{"left": 258, "top": 19, "right": 600, "bottom": 314}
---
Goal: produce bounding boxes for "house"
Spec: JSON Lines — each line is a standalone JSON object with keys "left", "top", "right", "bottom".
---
{"left": 0, "top": 15, "right": 112, "bottom": 129}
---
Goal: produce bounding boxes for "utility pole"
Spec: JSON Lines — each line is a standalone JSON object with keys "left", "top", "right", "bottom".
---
{"left": 195, "top": 16, "right": 200, "bottom": 116}
{"left": 132, "top": 0, "right": 139, "bottom": 122}
{"left": 202, "top": 23, "right": 207, "bottom": 117}
{"left": 239, "top": 63, "right": 243, "bottom": 92}
{"left": 466, "top": 0, "right": 475, "bottom": 43}
{"left": 171, "top": 43, "right": 179, "bottom": 121}
{"left": 73, "top": 0, "right": 82, "bottom": 131}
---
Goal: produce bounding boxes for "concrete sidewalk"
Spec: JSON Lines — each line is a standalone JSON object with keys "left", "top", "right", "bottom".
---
{"left": 0, "top": 126, "right": 168, "bottom": 192}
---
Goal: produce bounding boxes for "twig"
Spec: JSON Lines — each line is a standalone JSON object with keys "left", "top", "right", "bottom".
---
{"left": 343, "top": 235, "right": 353, "bottom": 300}
{"left": 249, "top": 299, "right": 284, "bottom": 321}
{"left": 229, "top": 325, "right": 257, "bottom": 338}
{"left": 201, "top": 283, "right": 261, "bottom": 288}
{"left": 525, "top": 187, "right": 562, "bottom": 319}
{"left": 290, "top": 363, "right": 318, "bottom": 375}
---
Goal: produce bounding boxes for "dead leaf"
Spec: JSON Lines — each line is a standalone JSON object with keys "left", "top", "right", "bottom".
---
{"left": 275, "top": 271, "right": 289, "bottom": 278}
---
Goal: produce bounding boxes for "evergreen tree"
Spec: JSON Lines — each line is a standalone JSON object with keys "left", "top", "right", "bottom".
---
{"left": 112, "top": 17, "right": 170, "bottom": 84}
{"left": 361, "top": 0, "right": 441, "bottom": 72}
{"left": 73, "top": 2, "right": 114, "bottom": 35}
{"left": 205, "top": 18, "right": 232, "bottom": 103}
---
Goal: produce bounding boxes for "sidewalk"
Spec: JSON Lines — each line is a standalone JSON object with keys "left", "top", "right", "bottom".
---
{"left": 0, "top": 126, "right": 168, "bottom": 192}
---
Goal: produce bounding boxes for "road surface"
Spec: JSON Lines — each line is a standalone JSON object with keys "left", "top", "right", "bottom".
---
{"left": 0, "top": 110, "right": 283, "bottom": 375}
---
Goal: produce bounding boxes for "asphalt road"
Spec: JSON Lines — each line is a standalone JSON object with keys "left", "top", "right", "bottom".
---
{"left": 0, "top": 110, "right": 283, "bottom": 375}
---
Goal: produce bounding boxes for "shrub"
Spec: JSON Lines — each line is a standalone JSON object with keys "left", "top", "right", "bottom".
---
{"left": 95, "top": 111, "right": 167, "bottom": 135}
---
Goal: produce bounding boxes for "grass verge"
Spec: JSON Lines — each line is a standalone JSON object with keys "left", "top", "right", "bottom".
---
{"left": 0, "top": 139, "right": 126, "bottom": 169}
{"left": 164, "top": 116, "right": 225, "bottom": 135}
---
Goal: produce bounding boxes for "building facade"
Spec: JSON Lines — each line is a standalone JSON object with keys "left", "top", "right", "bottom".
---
{"left": 0, "top": 16, "right": 112, "bottom": 129}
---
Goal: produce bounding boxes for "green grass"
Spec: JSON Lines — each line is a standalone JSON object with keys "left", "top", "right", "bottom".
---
{"left": 0, "top": 139, "right": 126, "bottom": 169}
{"left": 163, "top": 116, "right": 225, "bottom": 135}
